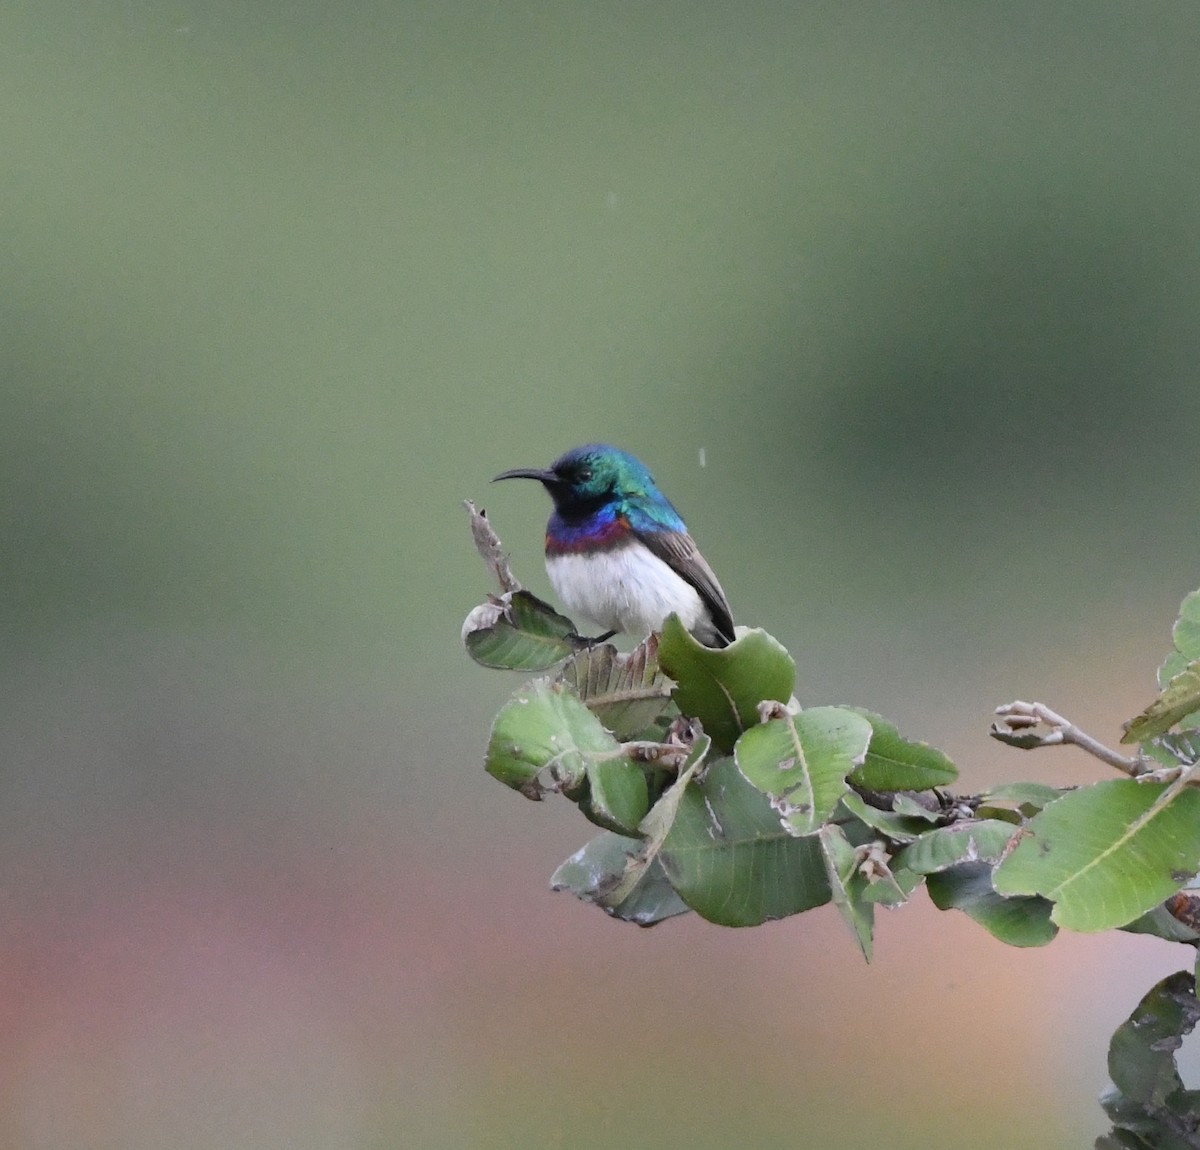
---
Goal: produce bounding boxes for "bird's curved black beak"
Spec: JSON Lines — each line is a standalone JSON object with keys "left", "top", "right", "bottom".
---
{"left": 492, "top": 467, "right": 556, "bottom": 484}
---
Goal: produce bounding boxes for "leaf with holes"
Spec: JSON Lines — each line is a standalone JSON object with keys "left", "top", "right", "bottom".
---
{"left": 485, "top": 679, "right": 619, "bottom": 798}
{"left": 735, "top": 707, "right": 873, "bottom": 836}
{"left": 558, "top": 634, "right": 673, "bottom": 739}
{"left": 1107, "top": 971, "right": 1200, "bottom": 1110}
{"left": 1122, "top": 661, "right": 1200, "bottom": 745}
{"left": 550, "top": 832, "right": 692, "bottom": 926}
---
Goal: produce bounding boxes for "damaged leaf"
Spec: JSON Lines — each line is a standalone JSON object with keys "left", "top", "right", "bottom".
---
{"left": 1122, "top": 661, "right": 1200, "bottom": 745}
{"left": 578, "top": 734, "right": 711, "bottom": 909}
{"left": 558, "top": 634, "right": 674, "bottom": 739}
{"left": 485, "top": 679, "right": 620, "bottom": 798}
{"left": 550, "top": 833, "right": 691, "bottom": 926}
{"left": 735, "top": 706, "right": 873, "bottom": 836}
{"left": 894, "top": 819, "right": 1018, "bottom": 875}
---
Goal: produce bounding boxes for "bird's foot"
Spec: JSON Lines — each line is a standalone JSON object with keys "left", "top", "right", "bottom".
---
{"left": 567, "top": 629, "right": 617, "bottom": 650}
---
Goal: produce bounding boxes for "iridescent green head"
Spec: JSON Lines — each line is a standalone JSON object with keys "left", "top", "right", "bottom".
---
{"left": 493, "top": 444, "right": 674, "bottom": 520}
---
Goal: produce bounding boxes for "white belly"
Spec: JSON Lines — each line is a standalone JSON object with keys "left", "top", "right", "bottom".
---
{"left": 546, "top": 545, "right": 706, "bottom": 636}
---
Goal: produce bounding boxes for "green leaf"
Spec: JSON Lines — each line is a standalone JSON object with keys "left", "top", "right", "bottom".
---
{"left": 1098, "top": 1082, "right": 1200, "bottom": 1150}
{"left": 464, "top": 590, "right": 580, "bottom": 671}
{"left": 838, "top": 792, "right": 933, "bottom": 844}
{"left": 1159, "top": 589, "right": 1200, "bottom": 687}
{"left": 926, "top": 862, "right": 1057, "bottom": 947}
{"left": 659, "top": 757, "right": 831, "bottom": 926}
{"left": 1108, "top": 971, "right": 1200, "bottom": 1108}
{"left": 844, "top": 710, "right": 958, "bottom": 791}
{"left": 1120, "top": 905, "right": 1200, "bottom": 945}
{"left": 1093, "top": 1117, "right": 1149, "bottom": 1150}
{"left": 894, "top": 819, "right": 1017, "bottom": 875}
{"left": 734, "top": 706, "right": 873, "bottom": 836}
{"left": 993, "top": 779, "right": 1200, "bottom": 931}
{"left": 861, "top": 864, "right": 922, "bottom": 906}
{"left": 550, "top": 738, "right": 713, "bottom": 923}
{"left": 982, "top": 782, "right": 1066, "bottom": 806}
{"left": 977, "top": 781, "right": 1067, "bottom": 816}
{"left": 558, "top": 634, "right": 674, "bottom": 739}
{"left": 550, "top": 833, "right": 691, "bottom": 926}
{"left": 891, "top": 793, "right": 942, "bottom": 820}
{"left": 819, "top": 824, "right": 875, "bottom": 961}
{"left": 1156, "top": 589, "right": 1200, "bottom": 736}
{"left": 657, "top": 615, "right": 795, "bottom": 751}
{"left": 590, "top": 735, "right": 712, "bottom": 907}
{"left": 485, "top": 679, "right": 619, "bottom": 798}
{"left": 1147, "top": 730, "right": 1200, "bottom": 768}
{"left": 637, "top": 735, "right": 710, "bottom": 841}
{"left": 1122, "top": 661, "right": 1200, "bottom": 744}
{"left": 578, "top": 757, "right": 650, "bottom": 836}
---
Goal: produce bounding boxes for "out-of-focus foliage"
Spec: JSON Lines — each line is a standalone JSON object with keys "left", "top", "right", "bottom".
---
{"left": 1100, "top": 971, "right": 1200, "bottom": 1150}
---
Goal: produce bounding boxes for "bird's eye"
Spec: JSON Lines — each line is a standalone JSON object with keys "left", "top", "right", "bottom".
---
{"left": 577, "top": 467, "right": 592, "bottom": 482}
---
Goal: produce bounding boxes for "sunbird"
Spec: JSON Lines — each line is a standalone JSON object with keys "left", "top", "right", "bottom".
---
{"left": 493, "top": 444, "right": 735, "bottom": 648}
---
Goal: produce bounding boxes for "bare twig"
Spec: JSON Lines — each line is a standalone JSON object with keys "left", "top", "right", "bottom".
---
{"left": 593, "top": 717, "right": 705, "bottom": 773}
{"left": 586, "top": 741, "right": 692, "bottom": 771}
{"left": 991, "top": 700, "right": 1148, "bottom": 777}
{"left": 464, "top": 500, "right": 522, "bottom": 593}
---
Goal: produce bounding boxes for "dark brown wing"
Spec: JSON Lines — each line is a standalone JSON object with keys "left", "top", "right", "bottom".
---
{"left": 637, "top": 528, "right": 736, "bottom": 645}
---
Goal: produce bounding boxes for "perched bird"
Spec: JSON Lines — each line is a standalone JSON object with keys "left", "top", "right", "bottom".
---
{"left": 493, "top": 444, "right": 735, "bottom": 647}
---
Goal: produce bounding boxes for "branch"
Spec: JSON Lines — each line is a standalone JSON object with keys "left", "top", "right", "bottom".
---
{"left": 991, "top": 700, "right": 1148, "bottom": 776}
{"left": 464, "top": 499, "right": 522, "bottom": 593}
{"left": 588, "top": 741, "right": 692, "bottom": 771}
{"left": 594, "top": 718, "right": 707, "bottom": 773}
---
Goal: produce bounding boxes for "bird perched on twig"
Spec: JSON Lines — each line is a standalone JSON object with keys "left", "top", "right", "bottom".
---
{"left": 493, "top": 444, "right": 735, "bottom": 648}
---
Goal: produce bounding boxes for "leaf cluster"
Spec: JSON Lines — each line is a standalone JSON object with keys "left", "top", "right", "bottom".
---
{"left": 463, "top": 505, "right": 1200, "bottom": 962}
{"left": 1100, "top": 964, "right": 1200, "bottom": 1148}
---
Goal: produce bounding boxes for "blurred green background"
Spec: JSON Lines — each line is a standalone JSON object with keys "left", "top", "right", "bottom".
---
{"left": 3, "top": 3, "right": 1199, "bottom": 1147}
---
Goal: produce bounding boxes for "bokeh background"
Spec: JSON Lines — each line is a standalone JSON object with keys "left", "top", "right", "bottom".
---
{"left": 3, "top": 3, "right": 1200, "bottom": 1147}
